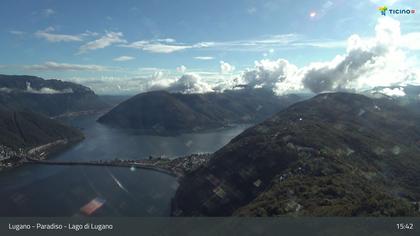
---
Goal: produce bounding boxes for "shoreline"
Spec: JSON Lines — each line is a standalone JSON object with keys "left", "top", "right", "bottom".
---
{"left": 25, "top": 153, "right": 212, "bottom": 179}
{"left": 96, "top": 123, "right": 253, "bottom": 137}
{"left": 0, "top": 137, "right": 84, "bottom": 172}
{"left": 51, "top": 108, "right": 111, "bottom": 119}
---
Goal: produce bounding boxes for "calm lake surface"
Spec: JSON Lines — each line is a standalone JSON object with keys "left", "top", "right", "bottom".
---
{"left": 0, "top": 114, "right": 249, "bottom": 216}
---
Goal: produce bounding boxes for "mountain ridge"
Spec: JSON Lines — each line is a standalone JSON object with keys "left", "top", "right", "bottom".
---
{"left": 0, "top": 74, "right": 108, "bottom": 117}
{"left": 0, "top": 107, "right": 84, "bottom": 151}
{"left": 97, "top": 89, "right": 305, "bottom": 134}
{"left": 171, "top": 92, "right": 420, "bottom": 216}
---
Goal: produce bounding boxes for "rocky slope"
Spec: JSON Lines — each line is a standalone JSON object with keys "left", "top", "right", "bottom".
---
{"left": 97, "top": 89, "right": 304, "bottom": 134}
{"left": 171, "top": 93, "right": 420, "bottom": 216}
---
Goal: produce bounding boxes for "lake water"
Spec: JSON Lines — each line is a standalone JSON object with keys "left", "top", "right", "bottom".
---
{"left": 0, "top": 114, "right": 249, "bottom": 216}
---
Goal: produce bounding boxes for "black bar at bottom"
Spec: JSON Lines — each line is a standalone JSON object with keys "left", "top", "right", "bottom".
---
{"left": 0, "top": 217, "right": 419, "bottom": 236}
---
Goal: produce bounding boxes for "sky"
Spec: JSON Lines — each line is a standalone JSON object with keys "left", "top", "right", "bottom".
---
{"left": 0, "top": 0, "right": 419, "bottom": 95}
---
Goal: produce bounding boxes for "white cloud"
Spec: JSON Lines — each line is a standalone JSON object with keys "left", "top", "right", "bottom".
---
{"left": 0, "top": 82, "right": 73, "bottom": 94}
{"left": 157, "top": 38, "right": 176, "bottom": 43}
{"left": 25, "top": 82, "right": 73, "bottom": 94}
{"left": 379, "top": 87, "right": 406, "bottom": 97}
{"left": 143, "top": 43, "right": 192, "bottom": 53}
{"left": 79, "top": 31, "right": 126, "bottom": 54}
{"left": 121, "top": 33, "right": 347, "bottom": 54}
{"left": 300, "top": 17, "right": 418, "bottom": 93}
{"left": 291, "top": 40, "right": 347, "bottom": 49}
{"left": 239, "top": 59, "right": 301, "bottom": 93}
{"left": 176, "top": 65, "right": 187, "bottom": 73}
{"left": 80, "top": 30, "right": 99, "bottom": 37}
{"left": 193, "top": 34, "right": 344, "bottom": 52}
{"left": 194, "top": 56, "right": 214, "bottom": 60}
{"left": 74, "top": 72, "right": 215, "bottom": 95}
{"left": 67, "top": 71, "right": 214, "bottom": 95}
{"left": 25, "top": 61, "right": 108, "bottom": 71}
{"left": 220, "top": 61, "right": 235, "bottom": 74}
{"left": 121, "top": 39, "right": 210, "bottom": 53}
{"left": 400, "top": 32, "right": 420, "bottom": 50}
{"left": 113, "top": 56, "right": 135, "bottom": 62}
{"left": 35, "top": 27, "right": 83, "bottom": 42}
{"left": 165, "top": 74, "right": 214, "bottom": 94}
{"left": 125, "top": 37, "right": 313, "bottom": 54}
{"left": 47, "top": 18, "right": 418, "bottom": 96}
{"left": 237, "top": 17, "right": 419, "bottom": 95}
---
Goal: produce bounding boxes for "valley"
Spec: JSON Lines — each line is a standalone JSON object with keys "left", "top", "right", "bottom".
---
{"left": 1, "top": 74, "right": 419, "bottom": 217}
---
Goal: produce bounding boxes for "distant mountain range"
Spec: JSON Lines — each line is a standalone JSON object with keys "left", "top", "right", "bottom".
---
{"left": 97, "top": 89, "right": 306, "bottom": 134}
{"left": 172, "top": 93, "right": 420, "bottom": 216}
{"left": 0, "top": 74, "right": 101, "bottom": 158}
{"left": 365, "top": 85, "right": 420, "bottom": 115}
{"left": 0, "top": 74, "right": 108, "bottom": 117}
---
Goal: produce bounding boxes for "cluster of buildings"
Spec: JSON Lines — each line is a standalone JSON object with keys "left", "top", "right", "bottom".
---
{"left": 0, "top": 145, "right": 26, "bottom": 169}
{"left": 167, "top": 153, "right": 211, "bottom": 174}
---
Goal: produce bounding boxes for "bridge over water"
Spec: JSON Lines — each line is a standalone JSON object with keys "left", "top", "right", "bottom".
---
{"left": 24, "top": 158, "right": 180, "bottom": 177}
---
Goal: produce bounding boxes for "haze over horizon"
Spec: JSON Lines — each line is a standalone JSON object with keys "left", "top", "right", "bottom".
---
{"left": 0, "top": 0, "right": 419, "bottom": 95}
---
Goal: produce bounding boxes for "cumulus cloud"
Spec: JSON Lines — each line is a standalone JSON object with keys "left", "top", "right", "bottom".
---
{"left": 79, "top": 31, "right": 126, "bottom": 54}
{"left": 165, "top": 74, "right": 214, "bottom": 94}
{"left": 239, "top": 59, "right": 301, "bottom": 94}
{"left": 113, "top": 56, "right": 135, "bottom": 61}
{"left": 236, "top": 17, "right": 419, "bottom": 95}
{"left": 53, "top": 17, "right": 418, "bottom": 96}
{"left": 220, "top": 61, "right": 235, "bottom": 74}
{"left": 176, "top": 65, "right": 187, "bottom": 73}
{"left": 135, "top": 73, "right": 214, "bottom": 94}
{"left": 25, "top": 61, "right": 108, "bottom": 71}
{"left": 400, "top": 32, "right": 420, "bottom": 50}
{"left": 69, "top": 72, "right": 214, "bottom": 95}
{"left": 35, "top": 27, "right": 83, "bottom": 42}
{"left": 300, "top": 17, "right": 417, "bottom": 93}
